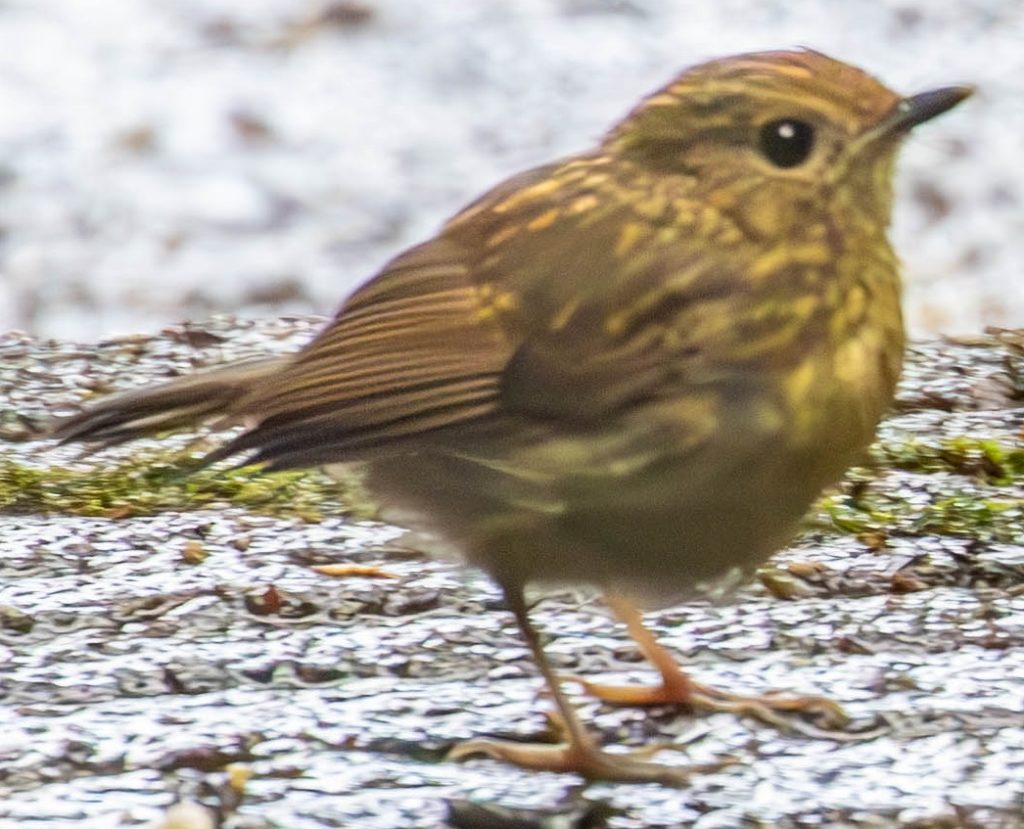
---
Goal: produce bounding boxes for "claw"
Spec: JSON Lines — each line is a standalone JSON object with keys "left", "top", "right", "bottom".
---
{"left": 568, "top": 596, "right": 852, "bottom": 735}
{"left": 449, "top": 736, "right": 733, "bottom": 786}
{"left": 561, "top": 672, "right": 848, "bottom": 731}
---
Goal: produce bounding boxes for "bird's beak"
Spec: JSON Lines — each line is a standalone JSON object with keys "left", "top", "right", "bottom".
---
{"left": 846, "top": 84, "right": 973, "bottom": 163}
{"left": 881, "top": 85, "right": 975, "bottom": 134}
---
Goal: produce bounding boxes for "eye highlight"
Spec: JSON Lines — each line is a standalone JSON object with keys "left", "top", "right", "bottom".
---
{"left": 758, "top": 119, "right": 815, "bottom": 168}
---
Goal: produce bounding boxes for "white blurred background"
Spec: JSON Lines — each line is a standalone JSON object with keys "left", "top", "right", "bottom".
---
{"left": 0, "top": 0, "right": 1020, "bottom": 340}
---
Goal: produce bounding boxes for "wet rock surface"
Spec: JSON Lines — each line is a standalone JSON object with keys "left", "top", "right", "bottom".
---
{"left": 1, "top": 319, "right": 1022, "bottom": 828}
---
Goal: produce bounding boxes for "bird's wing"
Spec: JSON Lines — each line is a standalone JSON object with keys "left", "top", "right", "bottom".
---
{"left": 216, "top": 236, "right": 517, "bottom": 468}
{"left": 218, "top": 159, "right": 748, "bottom": 470}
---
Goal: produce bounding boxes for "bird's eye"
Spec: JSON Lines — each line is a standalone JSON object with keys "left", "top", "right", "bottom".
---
{"left": 758, "top": 119, "right": 815, "bottom": 168}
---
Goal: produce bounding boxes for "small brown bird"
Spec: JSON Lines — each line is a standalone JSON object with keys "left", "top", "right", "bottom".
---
{"left": 53, "top": 50, "right": 971, "bottom": 785}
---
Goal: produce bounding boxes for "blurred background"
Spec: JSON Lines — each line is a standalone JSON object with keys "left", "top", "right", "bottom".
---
{"left": 0, "top": 0, "right": 1020, "bottom": 340}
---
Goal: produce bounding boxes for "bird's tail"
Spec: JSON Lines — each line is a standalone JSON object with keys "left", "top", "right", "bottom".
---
{"left": 50, "top": 357, "right": 288, "bottom": 447}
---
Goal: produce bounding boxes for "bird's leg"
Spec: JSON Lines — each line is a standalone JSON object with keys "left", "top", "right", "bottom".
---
{"left": 562, "top": 594, "right": 847, "bottom": 732}
{"left": 449, "top": 584, "right": 729, "bottom": 785}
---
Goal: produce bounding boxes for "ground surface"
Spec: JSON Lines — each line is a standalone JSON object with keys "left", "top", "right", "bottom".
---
{"left": 0, "top": 319, "right": 1022, "bottom": 828}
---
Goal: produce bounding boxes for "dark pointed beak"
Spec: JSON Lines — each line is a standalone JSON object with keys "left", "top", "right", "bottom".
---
{"left": 883, "top": 85, "right": 974, "bottom": 134}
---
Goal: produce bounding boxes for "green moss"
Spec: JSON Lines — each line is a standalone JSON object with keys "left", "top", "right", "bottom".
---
{"left": 872, "top": 435, "right": 1024, "bottom": 483}
{"left": 912, "top": 493, "right": 1023, "bottom": 540}
{"left": 808, "top": 432, "right": 1024, "bottom": 543}
{"left": 0, "top": 449, "right": 378, "bottom": 521}
{"left": 815, "top": 494, "right": 889, "bottom": 536}
{"left": 818, "top": 488, "right": 1023, "bottom": 543}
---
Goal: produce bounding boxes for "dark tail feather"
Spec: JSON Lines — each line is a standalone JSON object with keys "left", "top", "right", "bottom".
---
{"left": 50, "top": 357, "right": 288, "bottom": 448}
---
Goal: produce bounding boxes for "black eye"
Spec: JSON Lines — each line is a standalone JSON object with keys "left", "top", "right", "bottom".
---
{"left": 758, "top": 119, "right": 815, "bottom": 168}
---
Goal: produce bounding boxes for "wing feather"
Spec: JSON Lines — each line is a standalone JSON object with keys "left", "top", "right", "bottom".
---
{"left": 215, "top": 238, "right": 515, "bottom": 466}
{"left": 211, "top": 157, "right": 742, "bottom": 469}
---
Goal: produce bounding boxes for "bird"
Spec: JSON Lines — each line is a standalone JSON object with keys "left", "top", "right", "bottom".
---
{"left": 51, "top": 49, "right": 972, "bottom": 785}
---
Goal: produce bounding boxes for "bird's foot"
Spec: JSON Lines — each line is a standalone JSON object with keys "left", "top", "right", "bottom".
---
{"left": 448, "top": 735, "right": 732, "bottom": 786}
{"left": 562, "top": 673, "right": 848, "bottom": 735}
